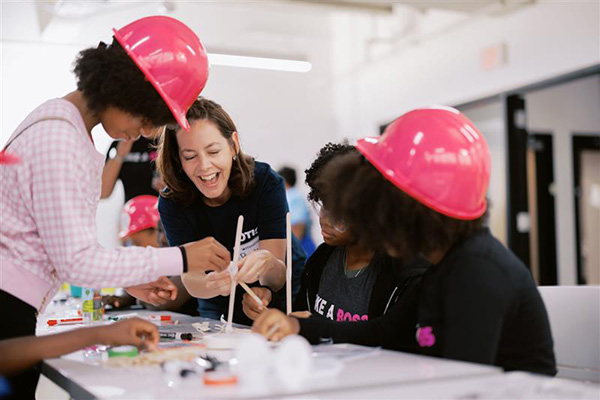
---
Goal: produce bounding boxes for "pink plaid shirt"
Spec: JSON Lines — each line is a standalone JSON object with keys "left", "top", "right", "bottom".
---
{"left": 0, "top": 99, "right": 181, "bottom": 312}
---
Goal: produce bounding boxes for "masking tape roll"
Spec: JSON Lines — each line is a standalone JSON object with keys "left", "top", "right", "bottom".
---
{"left": 107, "top": 345, "right": 138, "bottom": 358}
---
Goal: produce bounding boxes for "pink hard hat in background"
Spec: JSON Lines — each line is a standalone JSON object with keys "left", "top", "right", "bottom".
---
{"left": 113, "top": 16, "right": 209, "bottom": 132}
{"left": 119, "top": 195, "right": 160, "bottom": 239}
{"left": 355, "top": 106, "right": 491, "bottom": 220}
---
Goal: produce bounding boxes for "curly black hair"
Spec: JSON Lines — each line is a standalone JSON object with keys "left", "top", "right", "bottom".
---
{"left": 317, "top": 152, "right": 488, "bottom": 263}
{"left": 305, "top": 141, "right": 356, "bottom": 203}
{"left": 73, "top": 39, "right": 176, "bottom": 126}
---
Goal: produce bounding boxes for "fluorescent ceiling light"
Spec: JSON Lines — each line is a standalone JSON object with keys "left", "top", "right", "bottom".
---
{"left": 208, "top": 53, "right": 312, "bottom": 73}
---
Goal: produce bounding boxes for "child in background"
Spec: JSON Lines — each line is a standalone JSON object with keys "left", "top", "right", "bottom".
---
{"left": 106, "top": 196, "right": 199, "bottom": 316}
{"left": 253, "top": 107, "right": 556, "bottom": 376}
{"left": 277, "top": 166, "right": 316, "bottom": 258}
{"left": 243, "top": 143, "right": 428, "bottom": 324}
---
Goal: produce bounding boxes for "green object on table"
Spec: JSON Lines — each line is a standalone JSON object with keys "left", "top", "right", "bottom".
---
{"left": 107, "top": 345, "right": 139, "bottom": 358}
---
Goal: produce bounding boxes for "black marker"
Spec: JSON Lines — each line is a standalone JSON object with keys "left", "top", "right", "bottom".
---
{"left": 159, "top": 332, "right": 193, "bottom": 341}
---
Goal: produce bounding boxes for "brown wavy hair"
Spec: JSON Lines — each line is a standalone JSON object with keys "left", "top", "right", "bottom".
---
{"left": 156, "top": 98, "right": 255, "bottom": 206}
{"left": 317, "top": 152, "right": 488, "bottom": 263}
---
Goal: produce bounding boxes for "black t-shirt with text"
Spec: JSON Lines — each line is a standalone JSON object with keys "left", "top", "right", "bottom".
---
{"left": 106, "top": 137, "right": 158, "bottom": 201}
{"left": 314, "top": 246, "right": 378, "bottom": 322}
{"left": 158, "top": 161, "right": 288, "bottom": 326}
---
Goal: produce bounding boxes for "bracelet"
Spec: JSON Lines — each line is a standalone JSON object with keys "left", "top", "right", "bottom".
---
{"left": 178, "top": 246, "right": 188, "bottom": 273}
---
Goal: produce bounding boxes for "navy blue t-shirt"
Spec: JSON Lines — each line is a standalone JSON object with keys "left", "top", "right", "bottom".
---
{"left": 158, "top": 161, "right": 288, "bottom": 325}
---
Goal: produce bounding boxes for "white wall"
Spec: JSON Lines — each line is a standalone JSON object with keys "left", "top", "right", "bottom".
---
{"left": 331, "top": 1, "right": 600, "bottom": 140}
{"left": 526, "top": 75, "right": 600, "bottom": 285}
{"left": 328, "top": 0, "right": 599, "bottom": 281}
{"left": 460, "top": 101, "right": 508, "bottom": 246}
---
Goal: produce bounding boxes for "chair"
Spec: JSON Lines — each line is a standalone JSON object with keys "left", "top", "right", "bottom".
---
{"left": 537, "top": 285, "right": 600, "bottom": 382}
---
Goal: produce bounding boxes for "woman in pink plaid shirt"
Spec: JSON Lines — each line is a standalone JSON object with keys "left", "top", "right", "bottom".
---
{"left": 0, "top": 17, "right": 226, "bottom": 398}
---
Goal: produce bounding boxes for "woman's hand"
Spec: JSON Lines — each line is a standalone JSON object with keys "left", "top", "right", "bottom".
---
{"left": 252, "top": 309, "right": 300, "bottom": 342}
{"left": 125, "top": 276, "right": 177, "bottom": 306}
{"left": 242, "top": 287, "right": 272, "bottom": 320}
{"left": 184, "top": 237, "right": 231, "bottom": 273}
{"left": 204, "top": 269, "right": 232, "bottom": 296}
{"left": 102, "top": 293, "right": 136, "bottom": 310}
{"left": 236, "top": 249, "right": 277, "bottom": 284}
{"left": 96, "top": 318, "right": 159, "bottom": 351}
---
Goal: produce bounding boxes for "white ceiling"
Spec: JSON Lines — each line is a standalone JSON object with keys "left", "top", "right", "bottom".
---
{"left": 1, "top": 0, "right": 535, "bottom": 66}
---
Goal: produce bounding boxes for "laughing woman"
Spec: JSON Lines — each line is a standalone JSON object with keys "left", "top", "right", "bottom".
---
{"left": 157, "top": 98, "right": 292, "bottom": 325}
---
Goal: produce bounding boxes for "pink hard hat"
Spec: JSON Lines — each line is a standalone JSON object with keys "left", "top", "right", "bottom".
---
{"left": 356, "top": 106, "right": 491, "bottom": 220}
{"left": 119, "top": 195, "right": 160, "bottom": 239}
{"left": 113, "top": 16, "right": 209, "bottom": 132}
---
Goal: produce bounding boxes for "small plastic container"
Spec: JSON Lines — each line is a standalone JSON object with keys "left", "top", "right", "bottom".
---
{"left": 70, "top": 285, "right": 82, "bottom": 298}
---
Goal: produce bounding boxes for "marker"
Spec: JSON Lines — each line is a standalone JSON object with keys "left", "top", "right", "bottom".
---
{"left": 159, "top": 332, "right": 193, "bottom": 341}
{"left": 47, "top": 317, "right": 84, "bottom": 326}
{"left": 203, "top": 370, "right": 238, "bottom": 386}
{"left": 107, "top": 312, "right": 139, "bottom": 322}
{"left": 147, "top": 315, "right": 171, "bottom": 322}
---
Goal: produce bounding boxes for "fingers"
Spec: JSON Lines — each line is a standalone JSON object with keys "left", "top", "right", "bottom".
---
{"left": 186, "top": 237, "right": 231, "bottom": 273}
{"left": 243, "top": 292, "right": 264, "bottom": 317}
{"left": 254, "top": 287, "right": 272, "bottom": 305}
{"left": 210, "top": 239, "right": 231, "bottom": 263}
{"left": 252, "top": 309, "right": 283, "bottom": 337}
{"left": 129, "top": 319, "right": 159, "bottom": 350}
{"left": 205, "top": 271, "right": 232, "bottom": 295}
{"left": 203, "top": 237, "right": 230, "bottom": 270}
{"left": 153, "top": 276, "right": 176, "bottom": 292}
{"left": 145, "top": 291, "right": 162, "bottom": 306}
{"left": 290, "top": 311, "right": 312, "bottom": 319}
{"left": 236, "top": 259, "right": 262, "bottom": 283}
{"left": 210, "top": 255, "right": 230, "bottom": 272}
{"left": 242, "top": 294, "right": 261, "bottom": 320}
{"left": 236, "top": 250, "right": 273, "bottom": 283}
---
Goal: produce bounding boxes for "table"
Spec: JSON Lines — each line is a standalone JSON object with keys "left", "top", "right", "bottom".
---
{"left": 38, "top": 311, "right": 501, "bottom": 399}
{"left": 293, "top": 371, "right": 600, "bottom": 399}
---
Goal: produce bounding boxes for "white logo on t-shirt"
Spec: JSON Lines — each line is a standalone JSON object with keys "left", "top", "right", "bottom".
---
{"left": 239, "top": 227, "right": 259, "bottom": 259}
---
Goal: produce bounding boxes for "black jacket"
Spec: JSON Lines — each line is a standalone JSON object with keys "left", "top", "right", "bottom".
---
{"left": 299, "top": 229, "right": 556, "bottom": 376}
{"left": 296, "top": 244, "right": 429, "bottom": 348}
{"left": 294, "top": 243, "right": 428, "bottom": 319}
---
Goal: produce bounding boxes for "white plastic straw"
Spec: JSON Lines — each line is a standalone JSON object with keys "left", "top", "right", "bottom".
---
{"left": 226, "top": 215, "right": 244, "bottom": 332}
{"left": 286, "top": 212, "right": 292, "bottom": 315}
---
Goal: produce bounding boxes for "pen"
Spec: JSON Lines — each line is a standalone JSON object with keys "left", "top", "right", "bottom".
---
{"left": 159, "top": 331, "right": 193, "bottom": 341}
{"left": 47, "top": 317, "right": 84, "bottom": 326}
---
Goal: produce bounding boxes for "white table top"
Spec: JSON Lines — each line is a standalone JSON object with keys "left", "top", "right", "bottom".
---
{"left": 293, "top": 371, "right": 600, "bottom": 399}
{"left": 42, "top": 345, "right": 501, "bottom": 400}
{"left": 38, "top": 310, "right": 501, "bottom": 400}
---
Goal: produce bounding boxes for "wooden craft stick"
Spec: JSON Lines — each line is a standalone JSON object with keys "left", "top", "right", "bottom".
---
{"left": 239, "top": 281, "right": 262, "bottom": 307}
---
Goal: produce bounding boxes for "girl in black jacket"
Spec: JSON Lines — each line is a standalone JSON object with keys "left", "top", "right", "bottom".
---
{"left": 244, "top": 143, "right": 427, "bottom": 348}
{"left": 253, "top": 108, "right": 556, "bottom": 376}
